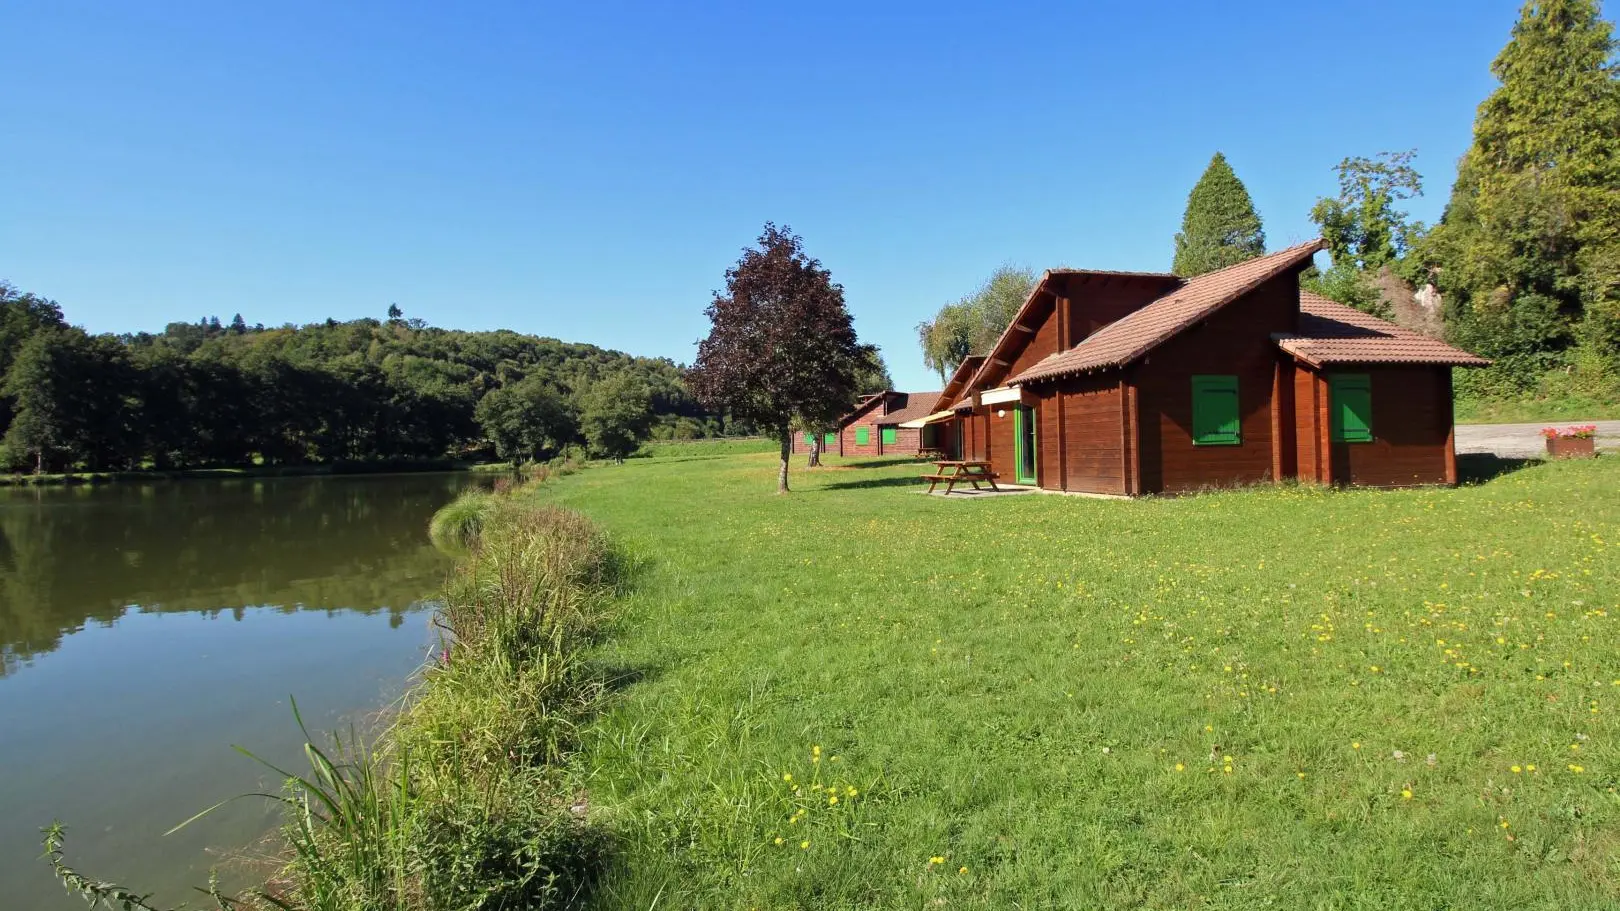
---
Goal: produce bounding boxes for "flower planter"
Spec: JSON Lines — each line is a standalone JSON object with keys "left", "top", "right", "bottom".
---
{"left": 1546, "top": 436, "right": 1596, "bottom": 459}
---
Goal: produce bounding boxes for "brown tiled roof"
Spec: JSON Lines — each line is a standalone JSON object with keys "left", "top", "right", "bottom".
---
{"left": 1278, "top": 293, "right": 1490, "bottom": 367}
{"left": 874, "top": 391, "right": 945, "bottom": 425}
{"left": 1008, "top": 240, "right": 1326, "bottom": 384}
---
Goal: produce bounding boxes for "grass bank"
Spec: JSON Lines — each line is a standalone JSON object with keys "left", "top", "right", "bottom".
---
{"left": 528, "top": 451, "right": 1620, "bottom": 909}
{"left": 47, "top": 482, "right": 622, "bottom": 910}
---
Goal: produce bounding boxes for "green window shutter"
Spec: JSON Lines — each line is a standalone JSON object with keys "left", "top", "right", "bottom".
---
{"left": 823, "top": 432, "right": 836, "bottom": 445}
{"left": 1191, "top": 375, "right": 1240, "bottom": 446}
{"left": 804, "top": 431, "right": 814, "bottom": 444}
{"left": 881, "top": 427, "right": 897, "bottom": 445}
{"left": 1330, "top": 374, "right": 1373, "bottom": 443}
{"left": 855, "top": 426, "right": 870, "bottom": 445}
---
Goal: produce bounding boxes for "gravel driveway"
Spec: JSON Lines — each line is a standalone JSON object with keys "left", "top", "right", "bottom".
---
{"left": 1456, "top": 420, "right": 1620, "bottom": 459}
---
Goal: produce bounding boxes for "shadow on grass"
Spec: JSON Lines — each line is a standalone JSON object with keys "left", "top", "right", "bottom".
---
{"left": 1458, "top": 453, "right": 1540, "bottom": 485}
{"left": 835, "top": 457, "right": 929, "bottom": 470}
{"left": 821, "top": 475, "right": 926, "bottom": 491}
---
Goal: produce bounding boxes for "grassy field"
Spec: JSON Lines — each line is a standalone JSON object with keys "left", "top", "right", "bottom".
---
{"left": 523, "top": 449, "right": 1620, "bottom": 910}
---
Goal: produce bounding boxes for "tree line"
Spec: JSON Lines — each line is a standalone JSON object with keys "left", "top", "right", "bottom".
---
{"left": 917, "top": 0, "right": 1620, "bottom": 412}
{"left": 0, "top": 285, "right": 736, "bottom": 474}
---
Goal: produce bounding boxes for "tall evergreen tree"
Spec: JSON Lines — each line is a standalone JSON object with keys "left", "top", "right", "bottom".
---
{"left": 1423, "top": 0, "right": 1620, "bottom": 369}
{"left": 1172, "top": 152, "right": 1267, "bottom": 276}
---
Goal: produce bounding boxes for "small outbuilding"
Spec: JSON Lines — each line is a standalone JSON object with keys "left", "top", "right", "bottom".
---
{"left": 902, "top": 241, "right": 1489, "bottom": 495}
{"left": 792, "top": 389, "right": 944, "bottom": 457}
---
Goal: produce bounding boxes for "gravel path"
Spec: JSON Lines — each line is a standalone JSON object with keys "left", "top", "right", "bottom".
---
{"left": 1455, "top": 420, "right": 1620, "bottom": 459}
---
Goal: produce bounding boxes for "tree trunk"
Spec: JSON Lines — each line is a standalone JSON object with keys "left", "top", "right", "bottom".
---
{"left": 777, "top": 427, "right": 791, "bottom": 493}
{"left": 807, "top": 435, "right": 822, "bottom": 468}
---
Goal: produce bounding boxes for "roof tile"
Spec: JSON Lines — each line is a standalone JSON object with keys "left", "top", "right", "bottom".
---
{"left": 1278, "top": 293, "right": 1489, "bottom": 367}
{"left": 1010, "top": 240, "right": 1325, "bottom": 383}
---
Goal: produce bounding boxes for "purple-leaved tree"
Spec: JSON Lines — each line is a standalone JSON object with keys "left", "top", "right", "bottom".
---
{"left": 688, "top": 224, "right": 872, "bottom": 493}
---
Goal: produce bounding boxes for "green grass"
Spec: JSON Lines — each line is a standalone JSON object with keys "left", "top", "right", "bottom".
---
{"left": 519, "top": 451, "right": 1620, "bottom": 910}
{"left": 1457, "top": 395, "right": 1620, "bottom": 424}
{"left": 635, "top": 437, "right": 777, "bottom": 459}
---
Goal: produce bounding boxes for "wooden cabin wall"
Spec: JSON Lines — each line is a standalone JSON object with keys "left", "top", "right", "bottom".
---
{"left": 1038, "top": 388, "right": 1061, "bottom": 490}
{"left": 839, "top": 412, "right": 884, "bottom": 457}
{"left": 1005, "top": 299, "right": 1061, "bottom": 379}
{"left": 1294, "top": 365, "right": 1325, "bottom": 483}
{"left": 1135, "top": 271, "right": 1301, "bottom": 494}
{"left": 987, "top": 406, "right": 1017, "bottom": 480}
{"left": 1330, "top": 366, "right": 1455, "bottom": 487}
{"left": 1059, "top": 276, "right": 1180, "bottom": 347}
{"left": 1052, "top": 374, "right": 1126, "bottom": 495}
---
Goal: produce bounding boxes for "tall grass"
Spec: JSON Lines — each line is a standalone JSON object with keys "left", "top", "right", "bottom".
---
{"left": 47, "top": 486, "right": 621, "bottom": 911}
{"left": 427, "top": 488, "right": 495, "bottom": 554}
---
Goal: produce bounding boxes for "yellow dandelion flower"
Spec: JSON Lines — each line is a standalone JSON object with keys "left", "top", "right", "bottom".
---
{"left": 1352, "top": 742, "right": 1361, "bottom": 750}
{"left": 1511, "top": 765, "right": 1522, "bottom": 774}
{"left": 774, "top": 837, "right": 784, "bottom": 845}
{"left": 782, "top": 773, "right": 792, "bottom": 782}
{"left": 929, "top": 856, "right": 945, "bottom": 865}
{"left": 846, "top": 786, "right": 857, "bottom": 797}
{"left": 1569, "top": 764, "right": 1585, "bottom": 773}
{"left": 800, "top": 840, "right": 810, "bottom": 850}
{"left": 1175, "top": 763, "right": 1185, "bottom": 772}
{"left": 1526, "top": 764, "right": 1536, "bottom": 772}
{"left": 1297, "top": 771, "right": 1306, "bottom": 779}
{"left": 1401, "top": 789, "right": 1413, "bottom": 800}
{"left": 958, "top": 866, "right": 968, "bottom": 874}
{"left": 828, "top": 795, "right": 838, "bottom": 806}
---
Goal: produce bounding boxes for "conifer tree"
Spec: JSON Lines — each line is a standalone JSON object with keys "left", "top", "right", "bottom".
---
{"left": 1171, "top": 152, "right": 1266, "bottom": 276}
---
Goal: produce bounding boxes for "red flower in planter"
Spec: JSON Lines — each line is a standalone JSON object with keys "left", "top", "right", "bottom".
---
{"left": 1542, "top": 425, "right": 1599, "bottom": 440}
{"left": 1540, "top": 427, "right": 1561, "bottom": 440}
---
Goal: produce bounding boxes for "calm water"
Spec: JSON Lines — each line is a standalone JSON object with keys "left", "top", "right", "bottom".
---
{"left": 0, "top": 472, "right": 486, "bottom": 907}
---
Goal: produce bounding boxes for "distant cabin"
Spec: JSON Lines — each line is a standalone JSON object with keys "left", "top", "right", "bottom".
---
{"left": 897, "top": 241, "right": 1488, "bottom": 495}
{"left": 792, "top": 390, "right": 943, "bottom": 457}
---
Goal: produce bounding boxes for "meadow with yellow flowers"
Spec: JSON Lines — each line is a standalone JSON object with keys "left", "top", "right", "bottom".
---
{"left": 535, "top": 448, "right": 1619, "bottom": 909}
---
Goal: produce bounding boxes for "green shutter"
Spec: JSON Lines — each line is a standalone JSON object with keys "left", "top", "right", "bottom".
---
{"left": 823, "top": 432, "right": 836, "bottom": 445}
{"left": 881, "top": 427, "right": 897, "bottom": 445}
{"left": 855, "top": 426, "right": 870, "bottom": 445}
{"left": 804, "top": 431, "right": 814, "bottom": 445}
{"left": 1330, "top": 374, "right": 1373, "bottom": 443}
{"left": 1191, "top": 375, "right": 1240, "bottom": 446}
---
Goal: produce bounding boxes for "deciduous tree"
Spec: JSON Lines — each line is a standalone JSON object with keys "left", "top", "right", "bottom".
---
{"left": 688, "top": 224, "right": 874, "bottom": 493}
{"left": 580, "top": 371, "right": 653, "bottom": 462}
{"left": 916, "top": 266, "right": 1036, "bottom": 381}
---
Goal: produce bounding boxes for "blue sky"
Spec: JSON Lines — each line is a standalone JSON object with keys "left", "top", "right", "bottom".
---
{"left": 2, "top": 1, "right": 1529, "bottom": 390}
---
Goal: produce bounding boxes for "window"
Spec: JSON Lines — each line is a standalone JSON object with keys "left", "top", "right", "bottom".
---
{"left": 881, "top": 427, "right": 897, "bottom": 445}
{"left": 803, "top": 431, "right": 815, "bottom": 445}
{"left": 1191, "top": 375, "right": 1240, "bottom": 446}
{"left": 855, "top": 426, "right": 870, "bottom": 445}
{"left": 823, "top": 432, "right": 836, "bottom": 446}
{"left": 1330, "top": 373, "right": 1373, "bottom": 443}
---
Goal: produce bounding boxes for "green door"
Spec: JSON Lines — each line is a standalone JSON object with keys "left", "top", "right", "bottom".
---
{"left": 1014, "top": 405, "right": 1038, "bottom": 485}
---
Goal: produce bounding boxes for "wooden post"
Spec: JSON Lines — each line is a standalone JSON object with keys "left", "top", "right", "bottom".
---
{"left": 1056, "top": 383, "right": 1068, "bottom": 492}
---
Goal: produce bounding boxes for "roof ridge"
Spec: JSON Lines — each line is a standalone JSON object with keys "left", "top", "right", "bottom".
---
{"left": 1008, "top": 240, "right": 1325, "bottom": 384}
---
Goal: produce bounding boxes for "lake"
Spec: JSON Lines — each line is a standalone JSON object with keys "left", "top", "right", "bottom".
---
{"left": 0, "top": 472, "right": 487, "bottom": 908}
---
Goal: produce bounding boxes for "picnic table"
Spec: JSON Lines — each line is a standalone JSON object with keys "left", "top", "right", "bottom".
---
{"left": 920, "top": 460, "right": 1000, "bottom": 495}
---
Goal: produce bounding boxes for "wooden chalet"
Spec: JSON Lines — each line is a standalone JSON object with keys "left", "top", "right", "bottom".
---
{"left": 900, "top": 241, "right": 1489, "bottom": 495}
{"left": 792, "top": 389, "right": 944, "bottom": 457}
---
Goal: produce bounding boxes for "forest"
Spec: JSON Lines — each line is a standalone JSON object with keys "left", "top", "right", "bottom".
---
{"left": 0, "top": 291, "right": 729, "bottom": 474}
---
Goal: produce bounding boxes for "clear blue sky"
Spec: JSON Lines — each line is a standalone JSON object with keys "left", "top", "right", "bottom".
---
{"left": 2, "top": 1, "right": 1529, "bottom": 391}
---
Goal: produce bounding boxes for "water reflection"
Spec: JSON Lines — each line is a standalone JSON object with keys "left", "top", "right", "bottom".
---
{"left": 0, "top": 471, "right": 487, "bottom": 908}
{"left": 0, "top": 474, "right": 485, "bottom": 676}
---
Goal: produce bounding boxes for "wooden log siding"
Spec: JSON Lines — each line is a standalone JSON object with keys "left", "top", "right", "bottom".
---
{"left": 1294, "top": 365, "right": 1325, "bottom": 484}
{"left": 1134, "top": 272, "right": 1300, "bottom": 494}
{"left": 1329, "top": 366, "right": 1454, "bottom": 487}
{"left": 1056, "top": 374, "right": 1126, "bottom": 494}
